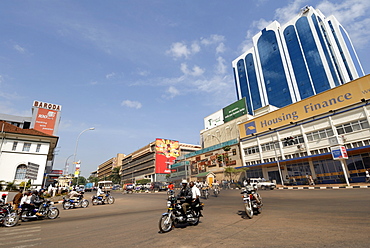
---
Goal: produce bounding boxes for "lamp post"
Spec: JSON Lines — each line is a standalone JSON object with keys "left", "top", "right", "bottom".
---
{"left": 271, "top": 133, "right": 284, "bottom": 186}
{"left": 73, "top": 127, "right": 95, "bottom": 182}
{"left": 64, "top": 154, "right": 74, "bottom": 176}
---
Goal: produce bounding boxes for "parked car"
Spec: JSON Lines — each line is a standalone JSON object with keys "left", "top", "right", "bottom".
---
{"left": 151, "top": 182, "right": 167, "bottom": 191}
{"left": 244, "top": 178, "right": 276, "bottom": 190}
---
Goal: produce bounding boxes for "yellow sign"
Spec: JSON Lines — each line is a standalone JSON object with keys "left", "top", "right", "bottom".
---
{"left": 239, "top": 75, "right": 370, "bottom": 139}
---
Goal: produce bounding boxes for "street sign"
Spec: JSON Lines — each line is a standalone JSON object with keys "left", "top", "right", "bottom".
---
{"left": 26, "top": 162, "right": 40, "bottom": 180}
{"left": 331, "top": 146, "right": 348, "bottom": 160}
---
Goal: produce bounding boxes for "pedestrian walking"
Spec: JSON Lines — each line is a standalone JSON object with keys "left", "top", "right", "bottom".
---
{"left": 365, "top": 169, "right": 370, "bottom": 183}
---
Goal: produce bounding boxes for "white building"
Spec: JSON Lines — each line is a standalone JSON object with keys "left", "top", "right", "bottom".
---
{"left": 237, "top": 75, "right": 370, "bottom": 185}
{"left": 0, "top": 121, "right": 58, "bottom": 188}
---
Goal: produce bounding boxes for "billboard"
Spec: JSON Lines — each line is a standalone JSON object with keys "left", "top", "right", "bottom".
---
{"left": 331, "top": 146, "right": 348, "bottom": 160}
{"left": 204, "top": 110, "right": 224, "bottom": 130}
{"left": 239, "top": 75, "right": 370, "bottom": 139}
{"left": 155, "top": 139, "right": 180, "bottom": 174}
{"left": 223, "top": 98, "right": 247, "bottom": 123}
{"left": 31, "top": 100, "right": 62, "bottom": 136}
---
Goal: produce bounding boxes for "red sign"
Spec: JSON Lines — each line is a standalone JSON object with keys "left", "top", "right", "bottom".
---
{"left": 33, "top": 108, "right": 58, "bottom": 135}
{"left": 155, "top": 139, "right": 180, "bottom": 174}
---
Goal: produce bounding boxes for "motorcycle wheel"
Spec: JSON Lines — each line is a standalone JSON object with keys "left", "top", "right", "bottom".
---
{"left": 159, "top": 214, "right": 173, "bottom": 233}
{"left": 3, "top": 213, "right": 19, "bottom": 227}
{"left": 245, "top": 203, "right": 253, "bottom": 219}
{"left": 188, "top": 214, "right": 200, "bottom": 226}
{"left": 107, "top": 196, "right": 115, "bottom": 204}
{"left": 81, "top": 200, "right": 89, "bottom": 208}
{"left": 62, "top": 202, "right": 71, "bottom": 210}
{"left": 92, "top": 198, "right": 99, "bottom": 205}
{"left": 46, "top": 208, "right": 59, "bottom": 219}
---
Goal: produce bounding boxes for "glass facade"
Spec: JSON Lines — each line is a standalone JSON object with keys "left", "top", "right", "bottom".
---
{"left": 14, "top": 164, "right": 27, "bottom": 180}
{"left": 284, "top": 25, "right": 314, "bottom": 100}
{"left": 233, "top": 7, "right": 363, "bottom": 113}
{"left": 245, "top": 53, "right": 262, "bottom": 111}
{"left": 258, "top": 29, "right": 292, "bottom": 107}
{"left": 296, "top": 16, "right": 330, "bottom": 94}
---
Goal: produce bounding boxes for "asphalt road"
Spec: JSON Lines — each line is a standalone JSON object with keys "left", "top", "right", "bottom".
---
{"left": 1, "top": 189, "right": 370, "bottom": 248}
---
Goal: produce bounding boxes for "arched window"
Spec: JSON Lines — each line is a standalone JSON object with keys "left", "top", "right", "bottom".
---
{"left": 14, "top": 164, "right": 27, "bottom": 180}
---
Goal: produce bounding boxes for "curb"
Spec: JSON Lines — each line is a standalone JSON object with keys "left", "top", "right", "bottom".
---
{"left": 276, "top": 185, "right": 370, "bottom": 190}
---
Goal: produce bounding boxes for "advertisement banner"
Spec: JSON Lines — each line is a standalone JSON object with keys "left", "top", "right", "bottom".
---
{"left": 204, "top": 110, "right": 224, "bottom": 130}
{"left": 155, "top": 139, "right": 180, "bottom": 174}
{"left": 32, "top": 100, "right": 61, "bottom": 136}
{"left": 33, "top": 108, "right": 58, "bottom": 135}
{"left": 223, "top": 98, "right": 247, "bottom": 123}
{"left": 239, "top": 75, "right": 370, "bottom": 139}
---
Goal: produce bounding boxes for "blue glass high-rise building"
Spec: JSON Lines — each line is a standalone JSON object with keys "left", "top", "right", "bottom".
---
{"left": 232, "top": 6, "right": 365, "bottom": 115}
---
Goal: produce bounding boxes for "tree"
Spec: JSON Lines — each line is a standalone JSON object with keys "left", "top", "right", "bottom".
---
{"left": 108, "top": 167, "right": 121, "bottom": 184}
{"left": 224, "top": 167, "right": 249, "bottom": 182}
{"left": 72, "top": 176, "right": 87, "bottom": 186}
{"left": 6, "top": 181, "right": 17, "bottom": 191}
{"left": 136, "top": 179, "right": 151, "bottom": 185}
{"left": 87, "top": 176, "right": 99, "bottom": 186}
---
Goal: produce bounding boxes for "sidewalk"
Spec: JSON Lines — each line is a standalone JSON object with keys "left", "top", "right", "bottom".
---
{"left": 276, "top": 182, "right": 370, "bottom": 190}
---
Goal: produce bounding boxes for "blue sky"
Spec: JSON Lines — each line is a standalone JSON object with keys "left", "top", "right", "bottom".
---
{"left": 1, "top": 0, "right": 369, "bottom": 177}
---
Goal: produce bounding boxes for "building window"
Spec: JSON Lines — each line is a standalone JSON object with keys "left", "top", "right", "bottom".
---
{"left": 22, "top": 143, "right": 31, "bottom": 152}
{"left": 12, "top": 142, "right": 18, "bottom": 151}
{"left": 282, "top": 135, "right": 305, "bottom": 147}
{"left": 244, "top": 146, "right": 259, "bottom": 155}
{"left": 261, "top": 142, "right": 279, "bottom": 151}
{"left": 306, "top": 128, "right": 334, "bottom": 141}
{"left": 14, "top": 164, "right": 27, "bottom": 179}
{"left": 36, "top": 144, "right": 41, "bottom": 153}
{"left": 336, "top": 119, "right": 369, "bottom": 135}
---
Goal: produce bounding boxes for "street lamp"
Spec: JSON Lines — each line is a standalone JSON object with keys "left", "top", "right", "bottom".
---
{"left": 271, "top": 133, "right": 284, "bottom": 186}
{"left": 73, "top": 127, "right": 95, "bottom": 181}
{"left": 64, "top": 154, "right": 74, "bottom": 175}
{"left": 209, "top": 134, "right": 225, "bottom": 167}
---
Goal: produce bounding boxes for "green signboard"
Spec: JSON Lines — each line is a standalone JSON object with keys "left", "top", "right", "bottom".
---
{"left": 223, "top": 98, "right": 247, "bottom": 123}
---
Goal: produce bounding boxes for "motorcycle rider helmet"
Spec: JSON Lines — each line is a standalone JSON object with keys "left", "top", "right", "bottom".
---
{"left": 181, "top": 179, "right": 188, "bottom": 184}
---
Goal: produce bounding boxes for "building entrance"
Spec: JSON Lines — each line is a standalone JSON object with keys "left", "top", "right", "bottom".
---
{"left": 268, "top": 171, "right": 281, "bottom": 184}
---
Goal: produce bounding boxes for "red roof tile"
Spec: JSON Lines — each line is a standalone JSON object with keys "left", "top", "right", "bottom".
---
{"left": 0, "top": 121, "right": 57, "bottom": 137}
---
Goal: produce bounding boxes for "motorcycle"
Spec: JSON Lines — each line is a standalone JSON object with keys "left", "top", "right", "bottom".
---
{"left": 62, "top": 192, "right": 89, "bottom": 209}
{"left": 21, "top": 200, "right": 59, "bottom": 221}
{"left": 92, "top": 191, "right": 115, "bottom": 205}
{"left": 213, "top": 187, "right": 219, "bottom": 197}
{"left": 158, "top": 193, "right": 204, "bottom": 233}
{"left": 0, "top": 203, "right": 19, "bottom": 227}
{"left": 201, "top": 187, "right": 209, "bottom": 199}
{"left": 241, "top": 187, "right": 262, "bottom": 219}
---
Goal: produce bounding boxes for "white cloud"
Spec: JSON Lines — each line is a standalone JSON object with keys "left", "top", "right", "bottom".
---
{"left": 191, "top": 42, "right": 201, "bottom": 54}
{"left": 216, "top": 43, "right": 225, "bottom": 54}
{"left": 13, "top": 44, "right": 26, "bottom": 54}
{"left": 121, "top": 100, "right": 142, "bottom": 109}
{"left": 274, "top": 0, "right": 307, "bottom": 24}
{"left": 200, "top": 34, "right": 225, "bottom": 46}
{"left": 106, "top": 72, "right": 115, "bottom": 79}
{"left": 180, "top": 63, "right": 205, "bottom": 76}
{"left": 216, "top": 57, "right": 227, "bottom": 75}
{"left": 166, "top": 42, "right": 191, "bottom": 59}
{"left": 166, "top": 86, "right": 180, "bottom": 99}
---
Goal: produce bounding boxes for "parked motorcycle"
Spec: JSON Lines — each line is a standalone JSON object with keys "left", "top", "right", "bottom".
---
{"left": 241, "top": 187, "right": 262, "bottom": 219}
{"left": 159, "top": 193, "right": 204, "bottom": 233}
{"left": 20, "top": 200, "right": 59, "bottom": 221}
{"left": 62, "top": 192, "right": 89, "bottom": 209}
{"left": 0, "top": 203, "right": 19, "bottom": 227}
{"left": 92, "top": 191, "right": 115, "bottom": 205}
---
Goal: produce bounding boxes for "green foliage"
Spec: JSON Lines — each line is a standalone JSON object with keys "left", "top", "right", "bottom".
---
{"left": 87, "top": 176, "right": 99, "bottom": 185}
{"left": 6, "top": 181, "right": 17, "bottom": 191}
{"left": 108, "top": 167, "right": 121, "bottom": 184}
{"left": 224, "top": 167, "right": 249, "bottom": 181}
{"left": 223, "top": 145, "right": 231, "bottom": 151}
{"left": 136, "top": 179, "right": 151, "bottom": 185}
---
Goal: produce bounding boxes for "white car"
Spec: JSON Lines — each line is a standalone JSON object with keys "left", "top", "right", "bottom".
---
{"left": 245, "top": 178, "right": 276, "bottom": 190}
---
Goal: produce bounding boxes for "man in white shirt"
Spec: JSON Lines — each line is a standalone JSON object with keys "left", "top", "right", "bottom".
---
{"left": 189, "top": 181, "right": 202, "bottom": 217}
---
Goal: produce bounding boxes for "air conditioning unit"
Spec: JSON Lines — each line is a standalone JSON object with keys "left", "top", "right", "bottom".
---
{"left": 297, "top": 144, "right": 305, "bottom": 151}
{"left": 328, "top": 135, "right": 345, "bottom": 146}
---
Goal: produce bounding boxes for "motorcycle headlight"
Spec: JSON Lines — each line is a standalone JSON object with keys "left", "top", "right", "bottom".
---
{"left": 167, "top": 201, "right": 171, "bottom": 207}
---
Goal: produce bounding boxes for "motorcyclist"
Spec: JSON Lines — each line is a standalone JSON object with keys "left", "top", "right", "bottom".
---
{"left": 189, "top": 181, "right": 202, "bottom": 217}
{"left": 244, "top": 178, "right": 261, "bottom": 204}
{"left": 68, "top": 189, "right": 81, "bottom": 201}
{"left": 177, "top": 180, "right": 192, "bottom": 216}
{"left": 97, "top": 186, "right": 106, "bottom": 201}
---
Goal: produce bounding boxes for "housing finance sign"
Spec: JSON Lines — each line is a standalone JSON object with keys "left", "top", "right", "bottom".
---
{"left": 239, "top": 75, "right": 370, "bottom": 139}
{"left": 155, "top": 139, "right": 180, "bottom": 174}
{"left": 32, "top": 101, "right": 62, "bottom": 136}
